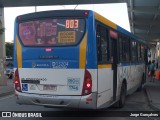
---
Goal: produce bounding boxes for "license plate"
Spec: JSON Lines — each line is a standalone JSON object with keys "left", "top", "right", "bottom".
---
{"left": 43, "top": 85, "right": 57, "bottom": 91}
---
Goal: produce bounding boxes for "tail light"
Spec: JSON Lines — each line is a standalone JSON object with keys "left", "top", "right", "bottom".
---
{"left": 82, "top": 69, "right": 92, "bottom": 95}
{"left": 83, "top": 11, "right": 89, "bottom": 15}
{"left": 14, "top": 69, "right": 21, "bottom": 92}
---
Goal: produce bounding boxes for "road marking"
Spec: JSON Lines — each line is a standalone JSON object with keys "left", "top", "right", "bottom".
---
{"left": 0, "top": 94, "right": 14, "bottom": 101}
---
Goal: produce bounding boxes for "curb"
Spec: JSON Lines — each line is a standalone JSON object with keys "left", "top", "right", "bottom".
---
{"left": 145, "top": 87, "right": 160, "bottom": 111}
{"left": 0, "top": 91, "right": 14, "bottom": 97}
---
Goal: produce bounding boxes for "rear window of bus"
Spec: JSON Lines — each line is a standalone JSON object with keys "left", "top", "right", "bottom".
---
{"left": 18, "top": 18, "right": 85, "bottom": 46}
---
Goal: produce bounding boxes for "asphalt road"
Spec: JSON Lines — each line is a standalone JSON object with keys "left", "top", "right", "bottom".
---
{"left": 0, "top": 88, "right": 159, "bottom": 120}
{"left": 0, "top": 88, "right": 153, "bottom": 111}
{"left": 109, "top": 89, "right": 153, "bottom": 111}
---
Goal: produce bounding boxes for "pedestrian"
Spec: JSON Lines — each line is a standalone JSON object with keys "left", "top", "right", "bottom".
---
{"left": 148, "top": 60, "right": 151, "bottom": 72}
{"left": 156, "top": 61, "right": 158, "bottom": 69}
{"left": 149, "top": 60, "right": 155, "bottom": 82}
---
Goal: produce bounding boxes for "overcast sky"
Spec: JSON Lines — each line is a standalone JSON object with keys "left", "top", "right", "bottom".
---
{"left": 4, "top": 3, "right": 130, "bottom": 42}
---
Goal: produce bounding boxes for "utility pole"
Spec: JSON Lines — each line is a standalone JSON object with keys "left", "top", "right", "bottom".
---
{"left": 0, "top": 7, "right": 7, "bottom": 85}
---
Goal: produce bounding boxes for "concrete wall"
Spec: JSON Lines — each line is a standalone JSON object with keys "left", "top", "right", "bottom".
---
{"left": 0, "top": 7, "right": 7, "bottom": 85}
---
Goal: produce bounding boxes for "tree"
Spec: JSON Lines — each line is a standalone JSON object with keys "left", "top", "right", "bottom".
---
{"left": 5, "top": 42, "right": 13, "bottom": 58}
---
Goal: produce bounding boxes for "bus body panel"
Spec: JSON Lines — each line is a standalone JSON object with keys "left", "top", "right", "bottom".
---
{"left": 15, "top": 36, "right": 87, "bottom": 96}
{"left": 14, "top": 10, "right": 99, "bottom": 109}
{"left": 85, "top": 11, "right": 97, "bottom": 69}
{"left": 14, "top": 10, "right": 146, "bottom": 109}
{"left": 16, "top": 91, "right": 97, "bottom": 109}
{"left": 94, "top": 11, "right": 146, "bottom": 109}
{"left": 17, "top": 68, "right": 98, "bottom": 95}
{"left": 117, "top": 63, "right": 145, "bottom": 95}
{"left": 22, "top": 47, "right": 79, "bottom": 69}
{"left": 97, "top": 63, "right": 145, "bottom": 109}
{"left": 19, "top": 68, "right": 84, "bottom": 95}
{"left": 97, "top": 65, "right": 113, "bottom": 108}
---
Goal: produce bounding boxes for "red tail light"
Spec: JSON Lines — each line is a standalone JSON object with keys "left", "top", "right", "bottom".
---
{"left": 83, "top": 11, "right": 89, "bottom": 15}
{"left": 17, "top": 16, "right": 21, "bottom": 21}
{"left": 82, "top": 69, "right": 92, "bottom": 95}
{"left": 14, "top": 69, "right": 21, "bottom": 92}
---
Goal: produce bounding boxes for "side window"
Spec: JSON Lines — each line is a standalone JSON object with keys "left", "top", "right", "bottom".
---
{"left": 138, "top": 43, "right": 142, "bottom": 61}
{"left": 119, "top": 36, "right": 123, "bottom": 62}
{"left": 141, "top": 44, "right": 145, "bottom": 61}
{"left": 109, "top": 30, "right": 118, "bottom": 63}
{"left": 131, "top": 41, "right": 138, "bottom": 61}
{"left": 96, "top": 24, "right": 109, "bottom": 64}
{"left": 123, "top": 37, "right": 130, "bottom": 62}
{"left": 119, "top": 35, "right": 130, "bottom": 62}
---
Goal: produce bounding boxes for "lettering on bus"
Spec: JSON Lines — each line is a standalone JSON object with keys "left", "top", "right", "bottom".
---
{"left": 58, "top": 31, "right": 76, "bottom": 43}
{"left": 29, "top": 84, "right": 36, "bottom": 90}
{"left": 69, "top": 86, "right": 79, "bottom": 91}
{"left": 67, "top": 78, "right": 80, "bottom": 91}
{"left": 52, "top": 61, "right": 69, "bottom": 69}
{"left": 65, "top": 19, "right": 79, "bottom": 28}
{"left": 118, "top": 66, "right": 130, "bottom": 82}
{"left": 21, "top": 78, "right": 47, "bottom": 81}
{"left": 67, "top": 78, "right": 80, "bottom": 85}
{"left": 32, "top": 62, "right": 51, "bottom": 68}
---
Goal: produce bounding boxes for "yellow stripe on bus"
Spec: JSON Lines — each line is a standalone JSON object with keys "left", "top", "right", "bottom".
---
{"left": 79, "top": 32, "right": 87, "bottom": 69}
{"left": 94, "top": 12, "right": 117, "bottom": 29}
{"left": 98, "top": 64, "right": 112, "bottom": 69}
{"left": 16, "top": 37, "right": 22, "bottom": 68}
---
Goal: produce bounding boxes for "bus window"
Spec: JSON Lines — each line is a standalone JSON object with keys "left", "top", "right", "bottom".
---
{"left": 119, "top": 35, "right": 130, "bottom": 62}
{"left": 109, "top": 30, "right": 118, "bottom": 63}
{"left": 131, "top": 41, "right": 138, "bottom": 62}
{"left": 141, "top": 44, "right": 145, "bottom": 61}
{"left": 96, "top": 24, "right": 109, "bottom": 64}
{"left": 138, "top": 43, "right": 142, "bottom": 61}
{"left": 18, "top": 19, "right": 85, "bottom": 46}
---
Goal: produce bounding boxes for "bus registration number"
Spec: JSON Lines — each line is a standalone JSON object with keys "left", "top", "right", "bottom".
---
{"left": 43, "top": 85, "right": 57, "bottom": 91}
{"left": 67, "top": 78, "right": 80, "bottom": 85}
{"left": 67, "top": 78, "right": 80, "bottom": 91}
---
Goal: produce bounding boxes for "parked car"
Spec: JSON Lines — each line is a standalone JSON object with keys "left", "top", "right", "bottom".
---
{"left": 5, "top": 60, "right": 13, "bottom": 79}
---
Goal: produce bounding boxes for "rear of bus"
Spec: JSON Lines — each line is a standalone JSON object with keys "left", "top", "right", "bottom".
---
{"left": 14, "top": 10, "right": 98, "bottom": 109}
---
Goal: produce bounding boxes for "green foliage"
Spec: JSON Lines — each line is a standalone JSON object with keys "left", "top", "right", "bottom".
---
{"left": 5, "top": 42, "right": 13, "bottom": 58}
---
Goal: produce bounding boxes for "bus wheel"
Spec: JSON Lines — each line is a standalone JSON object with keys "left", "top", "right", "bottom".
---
{"left": 118, "top": 83, "right": 126, "bottom": 108}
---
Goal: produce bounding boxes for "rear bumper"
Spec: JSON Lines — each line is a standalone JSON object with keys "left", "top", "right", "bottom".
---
{"left": 15, "top": 91, "right": 97, "bottom": 109}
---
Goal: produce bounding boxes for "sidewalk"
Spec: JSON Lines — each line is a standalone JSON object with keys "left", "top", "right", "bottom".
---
{"left": 0, "top": 78, "right": 14, "bottom": 97}
{"left": 144, "top": 76, "right": 160, "bottom": 111}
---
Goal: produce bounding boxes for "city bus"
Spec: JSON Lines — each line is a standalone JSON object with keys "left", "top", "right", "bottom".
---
{"left": 14, "top": 10, "right": 147, "bottom": 109}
